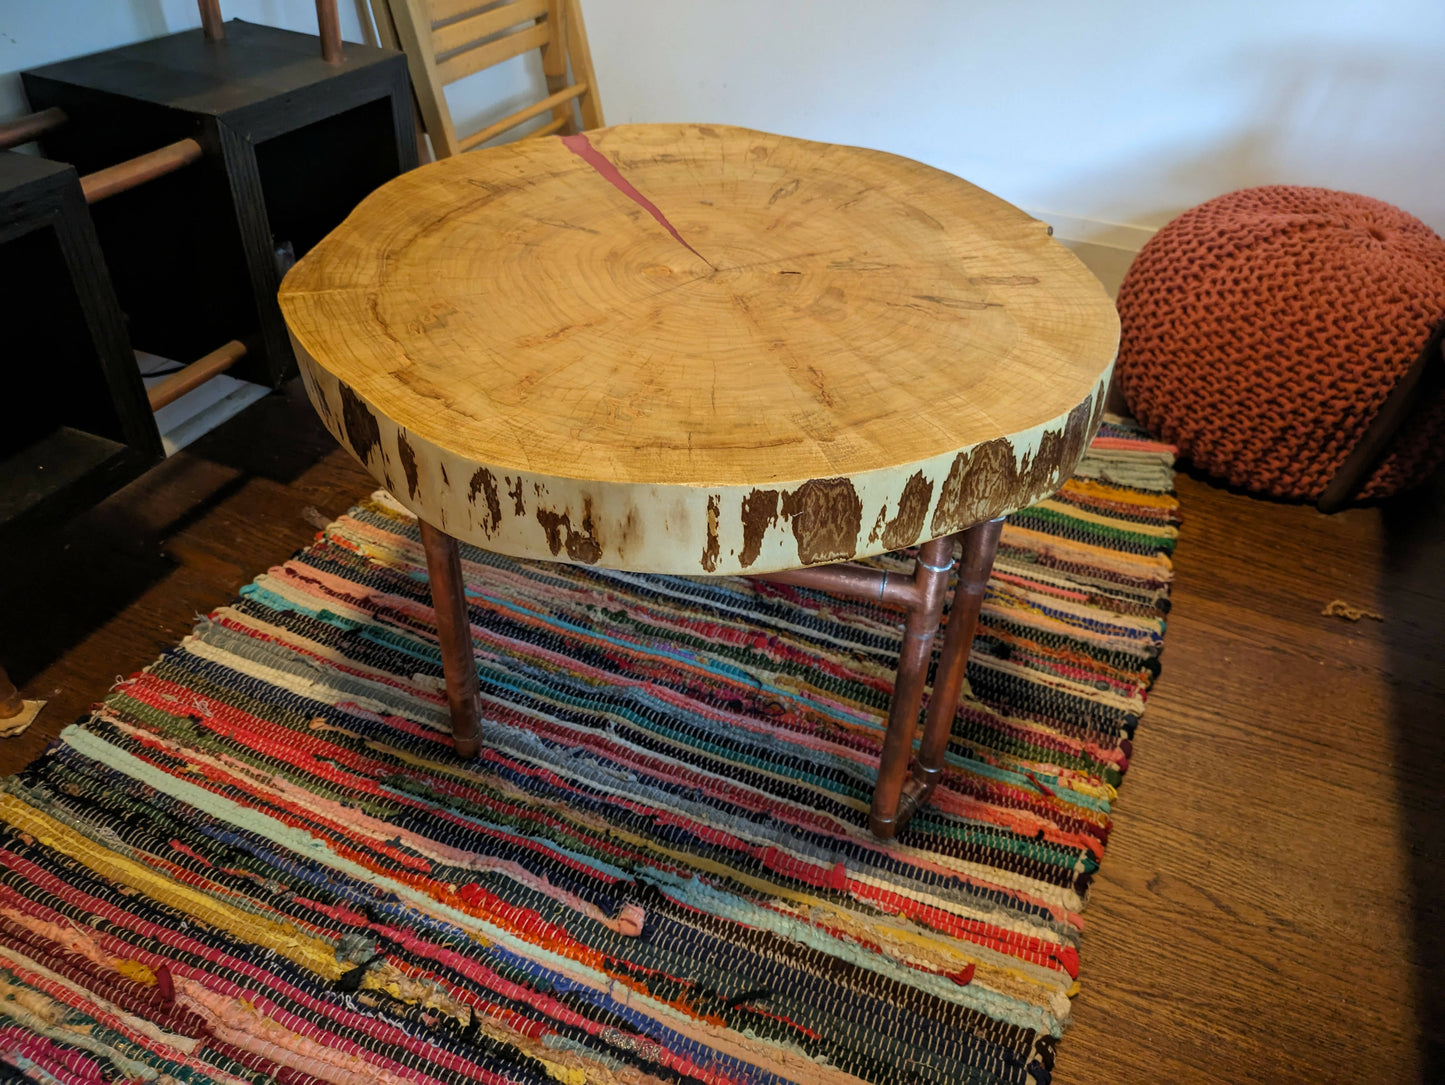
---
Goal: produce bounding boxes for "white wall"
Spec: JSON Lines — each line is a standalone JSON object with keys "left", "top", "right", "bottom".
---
{"left": 0, "top": 1, "right": 379, "bottom": 118}
{"left": 0, "top": 1, "right": 558, "bottom": 160}
{"left": 580, "top": 0, "right": 1445, "bottom": 237}
{"left": 4, "top": 0, "right": 1442, "bottom": 240}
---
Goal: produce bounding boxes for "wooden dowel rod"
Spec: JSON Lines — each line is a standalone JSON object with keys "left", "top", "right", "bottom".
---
{"left": 457, "top": 82, "right": 586, "bottom": 151}
{"left": 317, "top": 0, "right": 343, "bottom": 62}
{"left": 0, "top": 666, "right": 23, "bottom": 721}
{"left": 147, "top": 340, "right": 247, "bottom": 411}
{"left": 0, "top": 107, "right": 67, "bottom": 151}
{"left": 198, "top": 0, "right": 224, "bottom": 40}
{"left": 81, "top": 138, "right": 204, "bottom": 205}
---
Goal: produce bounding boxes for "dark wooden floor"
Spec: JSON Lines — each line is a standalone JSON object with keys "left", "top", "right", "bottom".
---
{"left": 3, "top": 381, "right": 1442, "bottom": 1083}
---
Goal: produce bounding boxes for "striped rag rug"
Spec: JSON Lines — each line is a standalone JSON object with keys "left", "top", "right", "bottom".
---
{"left": 0, "top": 416, "right": 1178, "bottom": 1085}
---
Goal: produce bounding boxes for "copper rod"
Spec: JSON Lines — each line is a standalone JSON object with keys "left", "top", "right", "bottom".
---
{"left": 316, "top": 0, "right": 344, "bottom": 62}
{"left": 0, "top": 666, "right": 23, "bottom": 721}
{"left": 80, "top": 138, "right": 203, "bottom": 205}
{"left": 418, "top": 520, "right": 482, "bottom": 758}
{"left": 869, "top": 536, "right": 955, "bottom": 838}
{"left": 0, "top": 106, "right": 67, "bottom": 151}
{"left": 756, "top": 562, "right": 918, "bottom": 608}
{"left": 147, "top": 340, "right": 247, "bottom": 411}
{"left": 198, "top": 0, "right": 224, "bottom": 41}
{"left": 895, "top": 518, "right": 1004, "bottom": 825}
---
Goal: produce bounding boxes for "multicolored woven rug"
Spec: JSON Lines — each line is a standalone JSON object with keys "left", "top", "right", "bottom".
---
{"left": 0, "top": 417, "right": 1177, "bottom": 1085}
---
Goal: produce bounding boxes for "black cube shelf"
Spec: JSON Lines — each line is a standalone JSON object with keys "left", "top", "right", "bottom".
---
{"left": 0, "top": 151, "right": 162, "bottom": 535}
{"left": 23, "top": 19, "right": 418, "bottom": 390}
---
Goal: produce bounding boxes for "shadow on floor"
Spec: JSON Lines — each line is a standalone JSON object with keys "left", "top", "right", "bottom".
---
{"left": 0, "top": 380, "right": 341, "bottom": 687}
{"left": 1381, "top": 468, "right": 1445, "bottom": 1079}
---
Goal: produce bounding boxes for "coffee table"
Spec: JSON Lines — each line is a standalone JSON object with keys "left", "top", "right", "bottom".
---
{"left": 278, "top": 123, "right": 1118, "bottom": 838}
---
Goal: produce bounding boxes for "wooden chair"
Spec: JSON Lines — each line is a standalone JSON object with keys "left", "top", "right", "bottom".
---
{"left": 372, "top": 0, "right": 603, "bottom": 159}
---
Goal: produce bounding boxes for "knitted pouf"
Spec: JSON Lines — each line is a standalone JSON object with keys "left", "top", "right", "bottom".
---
{"left": 1115, "top": 185, "right": 1445, "bottom": 501}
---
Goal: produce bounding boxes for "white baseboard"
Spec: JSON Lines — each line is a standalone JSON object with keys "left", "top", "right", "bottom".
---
{"left": 137, "top": 351, "right": 271, "bottom": 456}
{"left": 1025, "top": 210, "right": 1157, "bottom": 253}
{"left": 155, "top": 377, "right": 270, "bottom": 456}
{"left": 1022, "top": 211, "right": 1157, "bottom": 299}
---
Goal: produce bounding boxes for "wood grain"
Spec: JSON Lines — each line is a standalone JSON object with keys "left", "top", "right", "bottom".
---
{"left": 3, "top": 383, "right": 1442, "bottom": 1082}
{"left": 280, "top": 124, "right": 1118, "bottom": 573}
{"left": 1054, "top": 467, "right": 1445, "bottom": 1084}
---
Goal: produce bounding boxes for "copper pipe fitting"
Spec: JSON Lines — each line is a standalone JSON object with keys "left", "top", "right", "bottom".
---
{"left": 758, "top": 562, "right": 918, "bottom": 608}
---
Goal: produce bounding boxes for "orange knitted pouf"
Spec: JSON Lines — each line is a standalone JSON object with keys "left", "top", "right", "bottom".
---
{"left": 1115, "top": 186, "right": 1445, "bottom": 501}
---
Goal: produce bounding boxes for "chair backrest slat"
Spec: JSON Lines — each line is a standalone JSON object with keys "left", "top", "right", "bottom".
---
{"left": 435, "top": 21, "right": 548, "bottom": 84}
{"left": 563, "top": 0, "right": 602, "bottom": 130}
{"left": 427, "top": 0, "right": 496, "bottom": 24}
{"left": 522, "top": 116, "right": 568, "bottom": 139}
{"left": 385, "top": 0, "right": 602, "bottom": 158}
{"left": 430, "top": 0, "right": 547, "bottom": 58}
{"left": 390, "top": 0, "right": 462, "bottom": 155}
{"left": 456, "top": 80, "right": 585, "bottom": 151}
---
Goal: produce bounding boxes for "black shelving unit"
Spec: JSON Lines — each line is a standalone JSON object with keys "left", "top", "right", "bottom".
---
{"left": 22, "top": 19, "right": 418, "bottom": 390}
{"left": 0, "top": 18, "right": 418, "bottom": 540}
{"left": 0, "top": 151, "right": 162, "bottom": 536}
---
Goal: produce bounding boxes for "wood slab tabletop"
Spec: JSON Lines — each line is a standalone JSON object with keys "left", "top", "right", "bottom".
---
{"left": 279, "top": 123, "right": 1118, "bottom": 574}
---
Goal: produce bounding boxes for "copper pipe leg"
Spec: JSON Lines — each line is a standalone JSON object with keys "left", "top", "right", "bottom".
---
{"left": 870, "top": 519, "right": 1004, "bottom": 839}
{"left": 418, "top": 520, "right": 481, "bottom": 758}
{"left": 869, "top": 536, "right": 954, "bottom": 838}
{"left": 903, "top": 518, "right": 1004, "bottom": 813}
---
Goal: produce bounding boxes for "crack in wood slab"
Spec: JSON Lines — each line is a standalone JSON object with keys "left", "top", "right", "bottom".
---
{"left": 561, "top": 132, "right": 715, "bottom": 269}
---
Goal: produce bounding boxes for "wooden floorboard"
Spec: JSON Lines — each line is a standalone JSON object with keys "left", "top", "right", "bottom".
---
{"left": 0, "top": 382, "right": 376, "bottom": 771}
{"left": 1058, "top": 464, "right": 1445, "bottom": 1084}
{"left": 3, "top": 380, "right": 1442, "bottom": 1082}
